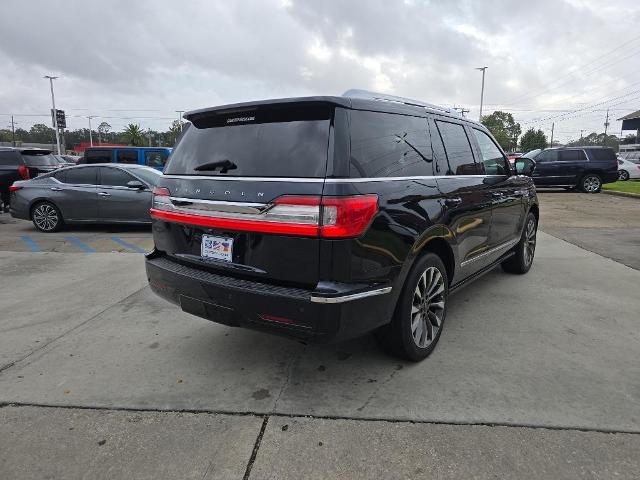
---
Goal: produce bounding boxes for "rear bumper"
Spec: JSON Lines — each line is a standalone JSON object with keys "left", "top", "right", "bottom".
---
{"left": 602, "top": 171, "right": 620, "bottom": 184}
{"left": 145, "top": 250, "right": 395, "bottom": 343}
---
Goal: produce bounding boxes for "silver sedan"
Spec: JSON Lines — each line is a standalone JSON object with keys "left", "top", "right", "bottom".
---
{"left": 9, "top": 164, "right": 162, "bottom": 232}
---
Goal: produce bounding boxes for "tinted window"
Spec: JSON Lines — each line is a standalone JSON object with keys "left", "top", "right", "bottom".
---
{"left": 85, "top": 149, "right": 112, "bottom": 163}
{"left": 165, "top": 105, "right": 332, "bottom": 177}
{"left": 435, "top": 121, "right": 478, "bottom": 175}
{"left": 117, "top": 150, "right": 139, "bottom": 164}
{"left": 560, "top": 149, "right": 587, "bottom": 161}
{"left": 348, "top": 111, "right": 432, "bottom": 178}
{"left": 100, "top": 167, "right": 134, "bottom": 186}
{"left": 0, "top": 150, "right": 19, "bottom": 165}
{"left": 590, "top": 148, "right": 616, "bottom": 162}
{"left": 22, "top": 153, "right": 58, "bottom": 166}
{"left": 54, "top": 169, "right": 67, "bottom": 183}
{"left": 472, "top": 129, "right": 508, "bottom": 175}
{"left": 144, "top": 150, "right": 168, "bottom": 168}
{"left": 535, "top": 150, "right": 559, "bottom": 163}
{"left": 64, "top": 167, "right": 98, "bottom": 185}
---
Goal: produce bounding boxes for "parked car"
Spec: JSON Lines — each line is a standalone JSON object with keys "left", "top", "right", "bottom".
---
{"left": 61, "top": 155, "right": 82, "bottom": 164}
{"left": 9, "top": 164, "right": 161, "bottom": 231}
{"left": 79, "top": 146, "right": 172, "bottom": 171}
{"left": 145, "top": 90, "right": 539, "bottom": 361}
{"left": 0, "top": 147, "right": 60, "bottom": 212}
{"left": 617, "top": 156, "right": 640, "bottom": 180}
{"left": 524, "top": 147, "right": 618, "bottom": 192}
{"left": 507, "top": 152, "right": 522, "bottom": 164}
{"left": 53, "top": 155, "right": 74, "bottom": 167}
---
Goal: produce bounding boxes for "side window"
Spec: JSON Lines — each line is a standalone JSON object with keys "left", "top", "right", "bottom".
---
{"left": 65, "top": 167, "right": 98, "bottom": 185}
{"left": 117, "top": 150, "right": 139, "bottom": 164}
{"left": 435, "top": 121, "right": 479, "bottom": 175}
{"left": 99, "top": 167, "right": 134, "bottom": 187}
{"left": 53, "top": 169, "right": 67, "bottom": 183}
{"left": 560, "top": 150, "right": 587, "bottom": 161}
{"left": 349, "top": 110, "right": 432, "bottom": 178}
{"left": 85, "top": 150, "right": 112, "bottom": 163}
{"left": 472, "top": 129, "right": 508, "bottom": 175}
{"left": 144, "top": 150, "right": 168, "bottom": 168}
{"left": 536, "top": 150, "right": 559, "bottom": 163}
{"left": 0, "top": 151, "right": 20, "bottom": 165}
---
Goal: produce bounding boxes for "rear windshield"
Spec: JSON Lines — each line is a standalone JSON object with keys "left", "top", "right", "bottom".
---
{"left": 164, "top": 104, "right": 332, "bottom": 177}
{"left": 129, "top": 168, "right": 162, "bottom": 186}
{"left": 22, "top": 153, "right": 58, "bottom": 166}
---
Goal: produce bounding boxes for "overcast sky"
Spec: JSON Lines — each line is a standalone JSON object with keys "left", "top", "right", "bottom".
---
{"left": 1, "top": 0, "right": 639, "bottom": 143}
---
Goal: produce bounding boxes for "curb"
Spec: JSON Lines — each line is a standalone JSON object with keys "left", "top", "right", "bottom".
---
{"left": 601, "top": 189, "right": 640, "bottom": 200}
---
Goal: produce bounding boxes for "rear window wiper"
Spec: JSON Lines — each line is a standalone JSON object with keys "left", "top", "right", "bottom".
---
{"left": 194, "top": 159, "right": 237, "bottom": 173}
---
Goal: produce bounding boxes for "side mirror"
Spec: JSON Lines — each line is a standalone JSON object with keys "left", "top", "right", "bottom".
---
{"left": 126, "top": 180, "right": 145, "bottom": 189}
{"left": 515, "top": 158, "right": 536, "bottom": 176}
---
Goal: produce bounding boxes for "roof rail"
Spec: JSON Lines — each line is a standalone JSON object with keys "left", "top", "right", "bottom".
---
{"left": 343, "top": 89, "right": 454, "bottom": 114}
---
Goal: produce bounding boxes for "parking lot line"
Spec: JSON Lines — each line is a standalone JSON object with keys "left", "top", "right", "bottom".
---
{"left": 19, "top": 235, "right": 41, "bottom": 252}
{"left": 64, "top": 236, "right": 96, "bottom": 253}
{"left": 110, "top": 236, "right": 147, "bottom": 253}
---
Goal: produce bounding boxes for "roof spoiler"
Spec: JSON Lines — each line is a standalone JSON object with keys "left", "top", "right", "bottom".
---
{"left": 343, "top": 89, "right": 455, "bottom": 115}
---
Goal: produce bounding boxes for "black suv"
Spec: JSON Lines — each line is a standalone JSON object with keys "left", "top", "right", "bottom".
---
{"left": 0, "top": 148, "right": 59, "bottom": 211}
{"left": 145, "top": 90, "right": 539, "bottom": 361}
{"left": 523, "top": 146, "right": 618, "bottom": 192}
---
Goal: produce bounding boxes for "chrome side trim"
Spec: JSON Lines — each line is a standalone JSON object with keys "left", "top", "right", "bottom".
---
{"left": 169, "top": 197, "right": 268, "bottom": 214}
{"left": 309, "top": 286, "right": 392, "bottom": 304}
{"left": 460, "top": 238, "right": 520, "bottom": 268}
{"left": 327, "top": 175, "right": 505, "bottom": 183}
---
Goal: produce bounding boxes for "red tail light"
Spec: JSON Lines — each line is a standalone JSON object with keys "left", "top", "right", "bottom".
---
{"left": 9, "top": 184, "right": 22, "bottom": 192}
{"left": 17, "top": 165, "right": 29, "bottom": 180}
{"left": 150, "top": 193, "right": 379, "bottom": 238}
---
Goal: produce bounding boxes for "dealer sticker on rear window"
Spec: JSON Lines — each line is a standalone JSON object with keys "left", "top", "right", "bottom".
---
{"left": 201, "top": 234, "right": 233, "bottom": 262}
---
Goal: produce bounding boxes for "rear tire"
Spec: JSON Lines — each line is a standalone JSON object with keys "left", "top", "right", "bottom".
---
{"left": 377, "top": 253, "right": 448, "bottom": 362}
{"left": 579, "top": 174, "right": 602, "bottom": 193}
{"left": 31, "top": 201, "right": 63, "bottom": 232}
{"left": 619, "top": 170, "right": 629, "bottom": 181}
{"left": 501, "top": 212, "right": 537, "bottom": 274}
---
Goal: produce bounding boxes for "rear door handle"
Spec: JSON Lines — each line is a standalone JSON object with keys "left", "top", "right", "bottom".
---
{"left": 50, "top": 187, "right": 62, "bottom": 191}
{"left": 97, "top": 192, "right": 111, "bottom": 197}
{"left": 444, "top": 197, "right": 462, "bottom": 207}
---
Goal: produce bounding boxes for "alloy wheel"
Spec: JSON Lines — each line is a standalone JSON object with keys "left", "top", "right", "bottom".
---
{"left": 410, "top": 266, "right": 445, "bottom": 348}
{"left": 582, "top": 175, "right": 601, "bottom": 193}
{"left": 619, "top": 170, "right": 629, "bottom": 181}
{"left": 33, "top": 204, "right": 59, "bottom": 231}
{"left": 523, "top": 217, "right": 537, "bottom": 267}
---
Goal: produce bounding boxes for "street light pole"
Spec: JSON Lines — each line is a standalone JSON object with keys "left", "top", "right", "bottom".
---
{"left": 476, "top": 66, "right": 488, "bottom": 121}
{"left": 88, "top": 116, "right": 94, "bottom": 147}
{"left": 176, "top": 110, "right": 184, "bottom": 132}
{"left": 44, "top": 75, "right": 62, "bottom": 154}
{"left": 10, "top": 115, "right": 16, "bottom": 147}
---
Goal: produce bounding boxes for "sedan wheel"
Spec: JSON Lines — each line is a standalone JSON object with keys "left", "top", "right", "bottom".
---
{"left": 581, "top": 174, "right": 602, "bottom": 193}
{"left": 32, "top": 202, "right": 62, "bottom": 232}
{"left": 619, "top": 170, "right": 629, "bottom": 181}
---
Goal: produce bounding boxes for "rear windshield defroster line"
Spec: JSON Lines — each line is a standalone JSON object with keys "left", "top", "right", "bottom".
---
{"left": 164, "top": 104, "right": 333, "bottom": 178}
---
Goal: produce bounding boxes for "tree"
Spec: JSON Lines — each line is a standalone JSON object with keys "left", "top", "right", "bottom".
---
{"left": 29, "top": 123, "right": 56, "bottom": 143}
{"left": 481, "top": 111, "right": 521, "bottom": 151}
{"left": 97, "top": 122, "right": 111, "bottom": 144}
{"left": 620, "top": 134, "right": 638, "bottom": 145}
{"left": 123, "top": 123, "right": 144, "bottom": 146}
{"left": 520, "top": 128, "right": 547, "bottom": 152}
{"left": 565, "top": 132, "right": 619, "bottom": 152}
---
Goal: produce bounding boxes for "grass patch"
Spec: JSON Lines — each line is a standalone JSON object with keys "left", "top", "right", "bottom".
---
{"left": 603, "top": 180, "right": 640, "bottom": 195}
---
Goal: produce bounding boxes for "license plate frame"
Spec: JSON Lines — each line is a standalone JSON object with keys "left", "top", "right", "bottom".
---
{"left": 201, "top": 234, "right": 233, "bottom": 262}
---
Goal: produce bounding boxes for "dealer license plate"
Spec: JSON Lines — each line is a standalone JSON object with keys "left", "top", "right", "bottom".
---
{"left": 201, "top": 234, "right": 233, "bottom": 262}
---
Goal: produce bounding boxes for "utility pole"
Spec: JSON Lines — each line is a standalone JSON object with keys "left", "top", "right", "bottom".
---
{"left": 87, "top": 116, "right": 94, "bottom": 147}
{"left": 44, "top": 75, "right": 62, "bottom": 154}
{"left": 603, "top": 109, "right": 610, "bottom": 145}
{"left": 550, "top": 122, "right": 554, "bottom": 148}
{"left": 176, "top": 110, "right": 185, "bottom": 132}
{"left": 9, "top": 116, "right": 16, "bottom": 147}
{"left": 476, "top": 66, "right": 488, "bottom": 121}
{"left": 580, "top": 129, "right": 584, "bottom": 142}
{"left": 453, "top": 105, "right": 470, "bottom": 118}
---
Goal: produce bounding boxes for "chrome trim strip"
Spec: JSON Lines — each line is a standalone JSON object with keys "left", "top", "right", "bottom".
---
{"left": 460, "top": 238, "right": 520, "bottom": 268}
{"left": 169, "top": 197, "right": 268, "bottom": 214}
{"left": 309, "top": 286, "right": 392, "bottom": 304}
{"left": 162, "top": 175, "right": 325, "bottom": 183}
{"left": 161, "top": 174, "right": 507, "bottom": 183}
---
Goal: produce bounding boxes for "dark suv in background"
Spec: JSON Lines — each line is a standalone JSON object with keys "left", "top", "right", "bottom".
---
{"left": 145, "top": 90, "right": 539, "bottom": 361}
{"left": 522, "top": 146, "right": 618, "bottom": 192}
{"left": 0, "top": 147, "right": 59, "bottom": 211}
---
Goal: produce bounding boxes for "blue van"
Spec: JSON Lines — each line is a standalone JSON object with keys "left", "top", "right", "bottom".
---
{"left": 81, "top": 147, "right": 172, "bottom": 171}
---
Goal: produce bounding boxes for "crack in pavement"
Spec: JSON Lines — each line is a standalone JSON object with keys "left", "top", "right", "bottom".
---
{"left": 0, "top": 284, "right": 149, "bottom": 374}
{"left": 272, "top": 345, "right": 304, "bottom": 413}
{"left": 243, "top": 416, "right": 269, "bottom": 480}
